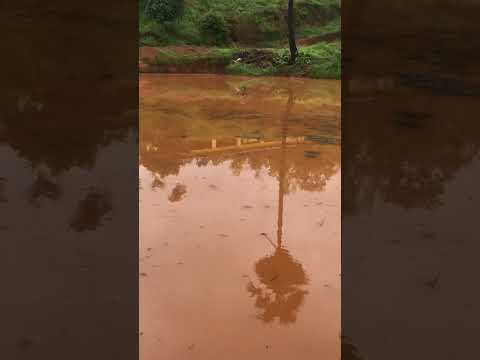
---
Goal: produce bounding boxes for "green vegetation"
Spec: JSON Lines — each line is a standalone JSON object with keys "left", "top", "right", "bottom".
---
{"left": 298, "top": 16, "right": 340, "bottom": 38}
{"left": 139, "top": 0, "right": 341, "bottom": 79}
{"left": 145, "top": 42, "right": 340, "bottom": 79}
{"left": 199, "top": 12, "right": 231, "bottom": 45}
{"left": 144, "top": 0, "right": 185, "bottom": 23}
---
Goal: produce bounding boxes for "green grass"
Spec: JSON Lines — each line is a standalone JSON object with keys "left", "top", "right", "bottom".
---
{"left": 301, "top": 42, "right": 341, "bottom": 79}
{"left": 150, "top": 48, "right": 234, "bottom": 66}
{"left": 297, "top": 17, "right": 340, "bottom": 38}
{"left": 145, "top": 42, "right": 340, "bottom": 79}
{"left": 139, "top": 0, "right": 340, "bottom": 79}
{"left": 140, "top": 0, "right": 340, "bottom": 47}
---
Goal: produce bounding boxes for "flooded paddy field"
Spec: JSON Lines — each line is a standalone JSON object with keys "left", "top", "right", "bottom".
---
{"left": 139, "top": 74, "right": 341, "bottom": 360}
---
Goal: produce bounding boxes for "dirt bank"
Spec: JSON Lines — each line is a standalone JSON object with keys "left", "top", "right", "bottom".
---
{"left": 138, "top": 43, "right": 341, "bottom": 80}
{"left": 139, "top": 46, "right": 214, "bottom": 73}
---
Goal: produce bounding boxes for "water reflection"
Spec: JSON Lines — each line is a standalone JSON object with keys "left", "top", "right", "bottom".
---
{"left": 343, "top": 84, "right": 480, "bottom": 213}
{"left": 342, "top": 46, "right": 480, "bottom": 359}
{"left": 140, "top": 74, "right": 340, "bottom": 360}
{"left": 150, "top": 175, "right": 165, "bottom": 191}
{"left": 1, "top": 78, "right": 137, "bottom": 359}
{"left": 29, "top": 165, "right": 62, "bottom": 205}
{"left": 247, "top": 89, "right": 308, "bottom": 325}
{"left": 69, "top": 187, "right": 113, "bottom": 232}
{"left": 0, "top": 177, "right": 7, "bottom": 203}
{"left": 248, "top": 248, "right": 308, "bottom": 324}
{"left": 2, "top": 114, "right": 134, "bottom": 227}
{"left": 341, "top": 338, "right": 365, "bottom": 360}
{"left": 168, "top": 183, "right": 188, "bottom": 203}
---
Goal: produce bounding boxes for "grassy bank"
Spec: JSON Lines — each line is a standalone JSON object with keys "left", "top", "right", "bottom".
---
{"left": 139, "top": 0, "right": 341, "bottom": 79}
{"left": 141, "top": 42, "right": 340, "bottom": 79}
{"left": 140, "top": 0, "right": 340, "bottom": 46}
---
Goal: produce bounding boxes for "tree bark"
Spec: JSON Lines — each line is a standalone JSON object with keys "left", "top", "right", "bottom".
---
{"left": 287, "top": 0, "right": 298, "bottom": 64}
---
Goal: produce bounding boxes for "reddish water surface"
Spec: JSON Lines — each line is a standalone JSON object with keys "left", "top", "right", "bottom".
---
{"left": 139, "top": 74, "right": 341, "bottom": 360}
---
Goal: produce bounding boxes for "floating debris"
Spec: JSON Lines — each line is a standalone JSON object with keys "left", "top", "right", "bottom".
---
{"left": 304, "top": 150, "right": 321, "bottom": 158}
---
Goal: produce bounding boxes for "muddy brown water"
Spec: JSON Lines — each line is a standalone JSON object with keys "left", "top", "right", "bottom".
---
{"left": 0, "top": 96, "right": 137, "bottom": 358}
{"left": 139, "top": 74, "right": 341, "bottom": 360}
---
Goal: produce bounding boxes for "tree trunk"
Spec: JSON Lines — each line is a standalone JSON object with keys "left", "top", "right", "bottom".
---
{"left": 287, "top": 0, "right": 298, "bottom": 64}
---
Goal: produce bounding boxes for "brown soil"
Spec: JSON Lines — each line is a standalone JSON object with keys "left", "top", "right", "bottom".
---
{"left": 139, "top": 46, "right": 162, "bottom": 60}
{"left": 139, "top": 47, "right": 161, "bottom": 71}
{"left": 298, "top": 32, "right": 341, "bottom": 46}
{"left": 139, "top": 46, "right": 212, "bottom": 72}
{"left": 139, "top": 46, "right": 275, "bottom": 74}
{"left": 139, "top": 45, "right": 209, "bottom": 60}
{"left": 160, "top": 45, "right": 210, "bottom": 54}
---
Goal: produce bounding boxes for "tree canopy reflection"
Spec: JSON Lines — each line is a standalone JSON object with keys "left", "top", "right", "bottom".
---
{"left": 1, "top": 90, "right": 136, "bottom": 231}
{"left": 247, "top": 247, "right": 308, "bottom": 324}
{"left": 343, "top": 90, "right": 480, "bottom": 214}
{"left": 139, "top": 132, "right": 340, "bottom": 195}
{"left": 247, "top": 89, "right": 309, "bottom": 325}
{"left": 69, "top": 187, "right": 113, "bottom": 232}
{"left": 140, "top": 75, "right": 340, "bottom": 194}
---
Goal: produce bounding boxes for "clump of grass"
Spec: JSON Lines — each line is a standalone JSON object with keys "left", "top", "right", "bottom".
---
{"left": 302, "top": 42, "right": 341, "bottom": 79}
{"left": 270, "top": 42, "right": 341, "bottom": 79}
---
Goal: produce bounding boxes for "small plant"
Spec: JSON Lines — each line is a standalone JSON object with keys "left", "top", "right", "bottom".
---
{"left": 200, "top": 12, "right": 230, "bottom": 45}
{"left": 273, "top": 50, "right": 291, "bottom": 66}
{"left": 144, "top": 0, "right": 184, "bottom": 23}
{"left": 297, "top": 52, "right": 314, "bottom": 65}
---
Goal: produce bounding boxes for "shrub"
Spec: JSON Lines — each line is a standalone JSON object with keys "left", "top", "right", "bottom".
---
{"left": 144, "top": 0, "right": 184, "bottom": 23}
{"left": 200, "top": 12, "right": 230, "bottom": 45}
